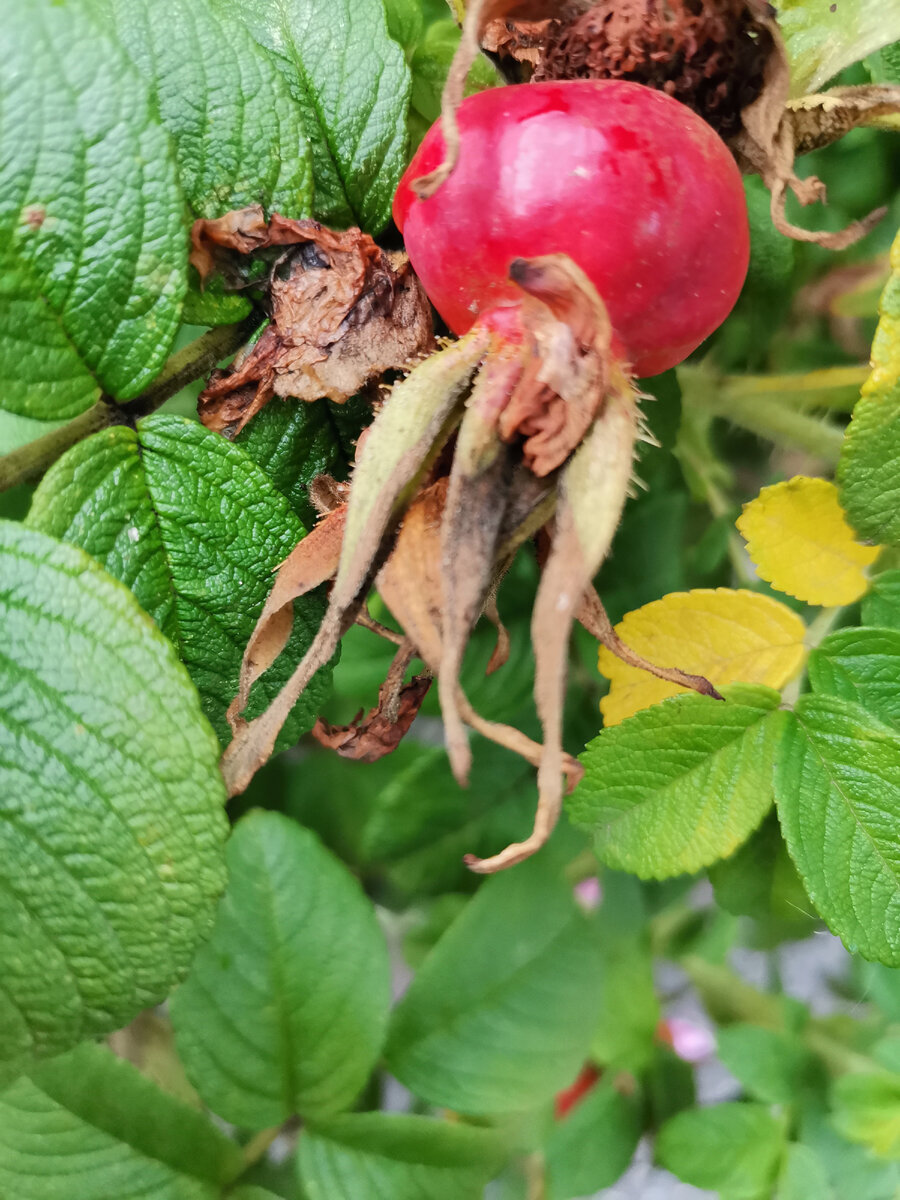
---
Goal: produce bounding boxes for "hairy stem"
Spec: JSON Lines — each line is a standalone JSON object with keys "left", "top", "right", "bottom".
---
{"left": 0, "top": 314, "right": 259, "bottom": 492}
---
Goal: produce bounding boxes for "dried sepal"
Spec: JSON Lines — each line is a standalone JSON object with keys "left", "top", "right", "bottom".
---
{"left": 192, "top": 207, "right": 432, "bottom": 435}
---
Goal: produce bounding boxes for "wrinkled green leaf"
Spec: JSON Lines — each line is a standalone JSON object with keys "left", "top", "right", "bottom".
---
{"left": 545, "top": 1080, "right": 641, "bottom": 1200}
{"left": 0, "top": 521, "right": 227, "bottom": 1084}
{"left": 833, "top": 1072, "right": 900, "bottom": 1159}
{"left": 840, "top": 379, "right": 900, "bottom": 549}
{"left": 99, "top": 0, "right": 312, "bottom": 218}
{"left": 0, "top": 1044, "right": 242, "bottom": 1200}
{"left": 570, "top": 685, "right": 785, "bottom": 879}
{"left": 775, "top": 694, "right": 900, "bottom": 965}
{"left": 864, "top": 571, "right": 900, "bottom": 630}
{"left": 779, "top": 0, "right": 900, "bottom": 94}
{"left": 234, "top": 0, "right": 411, "bottom": 230}
{"left": 27, "top": 415, "right": 332, "bottom": 745}
{"left": 717, "top": 1024, "right": 815, "bottom": 1105}
{"left": 171, "top": 812, "right": 391, "bottom": 1128}
{"left": 235, "top": 398, "right": 351, "bottom": 527}
{"left": 656, "top": 1102, "right": 787, "bottom": 1197}
{"left": 298, "top": 1113, "right": 506, "bottom": 1200}
{"left": 385, "top": 858, "right": 603, "bottom": 1115}
{"left": 0, "top": 0, "right": 186, "bottom": 419}
{"left": 809, "top": 626, "right": 900, "bottom": 729}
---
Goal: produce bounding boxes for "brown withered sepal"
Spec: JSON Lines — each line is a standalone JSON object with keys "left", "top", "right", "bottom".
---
{"left": 192, "top": 206, "right": 432, "bottom": 436}
{"left": 533, "top": 0, "right": 775, "bottom": 137}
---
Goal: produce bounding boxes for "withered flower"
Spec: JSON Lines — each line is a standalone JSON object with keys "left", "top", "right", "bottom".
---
{"left": 222, "top": 255, "right": 717, "bottom": 873}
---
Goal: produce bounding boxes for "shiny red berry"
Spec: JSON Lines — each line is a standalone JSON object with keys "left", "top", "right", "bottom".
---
{"left": 394, "top": 80, "right": 750, "bottom": 377}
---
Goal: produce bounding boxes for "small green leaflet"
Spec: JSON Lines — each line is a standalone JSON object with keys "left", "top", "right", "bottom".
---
{"left": 0, "top": 522, "right": 227, "bottom": 1086}
{"left": 98, "top": 0, "right": 312, "bottom": 220}
{"left": 385, "top": 857, "right": 603, "bottom": 1115}
{"left": 298, "top": 1113, "right": 506, "bottom": 1200}
{"left": 777, "top": 1143, "right": 834, "bottom": 1200}
{"left": 656, "top": 1102, "right": 787, "bottom": 1196}
{"left": 27, "top": 415, "right": 333, "bottom": 746}
{"left": 0, "top": 1044, "right": 243, "bottom": 1200}
{"left": 809, "top": 626, "right": 900, "bottom": 729}
{"left": 233, "top": 0, "right": 411, "bottom": 231}
{"left": 545, "top": 1080, "right": 641, "bottom": 1200}
{"left": 409, "top": 20, "right": 502, "bottom": 125}
{"left": 832, "top": 1072, "right": 900, "bottom": 1159}
{"left": 170, "top": 812, "right": 391, "bottom": 1129}
{"left": 775, "top": 693, "right": 900, "bottom": 965}
{"left": 716, "top": 1025, "right": 815, "bottom": 1106}
{"left": 0, "top": 0, "right": 185, "bottom": 419}
{"left": 569, "top": 684, "right": 785, "bottom": 879}
{"left": 779, "top": 0, "right": 900, "bottom": 94}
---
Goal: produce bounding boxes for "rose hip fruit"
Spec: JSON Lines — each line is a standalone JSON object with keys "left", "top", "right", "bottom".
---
{"left": 394, "top": 80, "right": 750, "bottom": 377}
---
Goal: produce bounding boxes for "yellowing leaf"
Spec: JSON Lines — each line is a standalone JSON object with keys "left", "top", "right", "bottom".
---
{"left": 598, "top": 589, "right": 806, "bottom": 727}
{"left": 737, "top": 476, "right": 880, "bottom": 606}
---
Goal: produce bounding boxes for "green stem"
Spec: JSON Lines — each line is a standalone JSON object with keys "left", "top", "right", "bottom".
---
{"left": 0, "top": 315, "right": 258, "bottom": 492}
{"left": 241, "top": 1123, "right": 289, "bottom": 1171}
{"left": 781, "top": 605, "right": 844, "bottom": 708}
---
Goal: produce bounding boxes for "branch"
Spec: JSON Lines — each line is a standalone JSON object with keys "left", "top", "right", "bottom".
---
{"left": 0, "top": 314, "right": 259, "bottom": 492}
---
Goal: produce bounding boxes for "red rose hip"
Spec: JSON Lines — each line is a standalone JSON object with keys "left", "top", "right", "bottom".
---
{"left": 394, "top": 80, "right": 750, "bottom": 377}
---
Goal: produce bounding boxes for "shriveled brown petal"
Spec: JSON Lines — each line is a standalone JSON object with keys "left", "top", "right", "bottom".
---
{"left": 226, "top": 505, "right": 347, "bottom": 736}
{"left": 496, "top": 255, "right": 612, "bottom": 476}
{"left": 481, "top": 16, "right": 561, "bottom": 65}
{"left": 311, "top": 641, "right": 432, "bottom": 762}
{"left": 467, "top": 375, "right": 637, "bottom": 874}
{"left": 194, "top": 212, "right": 432, "bottom": 435}
{"left": 189, "top": 203, "right": 270, "bottom": 281}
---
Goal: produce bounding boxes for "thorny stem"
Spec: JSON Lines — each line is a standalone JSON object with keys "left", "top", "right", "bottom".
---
{"left": 679, "top": 364, "right": 847, "bottom": 464}
{"left": 0, "top": 314, "right": 259, "bottom": 492}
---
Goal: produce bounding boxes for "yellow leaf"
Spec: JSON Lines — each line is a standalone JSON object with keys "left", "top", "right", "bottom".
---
{"left": 737, "top": 476, "right": 880, "bottom": 606}
{"left": 599, "top": 588, "right": 806, "bottom": 727}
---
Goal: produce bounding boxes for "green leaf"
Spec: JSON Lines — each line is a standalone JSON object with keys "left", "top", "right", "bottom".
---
{"left": 298, "top": 1113, "right": 506, "bottom": 1200}
{"left": 569, "top": 684, "right": 785, "bottom": 879}
{"left": 234, "top": 0, "right": 412, "bottom": 231}
{"left": 410, "top": 20, "right": 502, "bottom": 125}
{"left": 99, "top": 0, "right": 312, "bottom": 219}
{"left": 235, "top": 399, "right": 349, "bottom": 527}
{"left": 709, "top": 814, "right": 818, "bottom": 932}
{"left": 801, "top": 1108, "right": 900, "bottom": 1199}
{"left": 0, "top": 521, "right": 227, "bottom": 1084}
{"left": 0, "top": 0, "right": 186, "bottom": 418}
{"left": 839, "top": 379, "right": 900, "bottom": 547}
{"left": 588, "top": 873, "right": 660, "bottom": 1073}
{"left": 385, "top": 858, "right": 603, "bottom": 1115}
{"left": 779, "top": 0, "right": 900, "bottom": 94}
{"left": 717, "top": 1025, "right": 815, "bottom": 1105}
{"left": 385, "top": 0, "right": 425, "bottom": 54}
{"left": 171, "top": 812, "right": 390, "bottom": 1129}
{"left": 777, "top": 1143, "right": 834, "bottom": 1200}
{"left": 864, "top": 571, "right": 900, "bottom": 630}
{"left": 0, "top": 1043, "right": 242, "bottom": 1200}
{"left": 775, "top": 694, "right": 900, "bottom": 965}
{"left": 832, "top": 1072, "right": 900, "bottom": 1159}
{"left": 27, "top": 415, "right": 332, "bottom": 746}
{"left": 545, "top": 1080, "right": 641, "bottom": 1200}
{"left": 656, "top": 1102, "right": 787, "bottom": 1197}
{"left": 809, "top": 626, "right": 900, "bottom": 729}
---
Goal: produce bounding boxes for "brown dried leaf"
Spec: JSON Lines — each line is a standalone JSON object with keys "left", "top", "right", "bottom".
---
{"left": 189, "top": 204, "right": 271, "bottom": 281}
{"left": 311, "top": 644, "right": 432, "bottom": 762}
{"left": 193, "top": 209, "right": 432, "bottom": 435}
{"left": 481, "top": 16, "right": 560, "bottom": 66}
{"left": 787, "top": 85, "right": 900, "bottom": 155}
